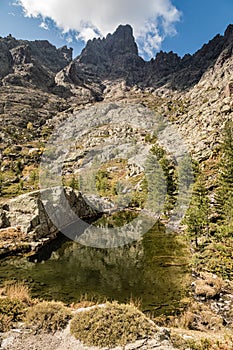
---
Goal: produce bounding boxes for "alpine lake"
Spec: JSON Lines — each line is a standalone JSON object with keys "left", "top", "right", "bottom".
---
{"left": 0, "top": 210, "right": 191, "bottom": 317}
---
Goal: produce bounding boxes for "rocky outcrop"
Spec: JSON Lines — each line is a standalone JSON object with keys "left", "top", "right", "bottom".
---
{"left": 0, "top": 41, "right": 13, "bottom": 79}
{"left": 0, "top": 188, "right": 99, "bottom": 242}
{"left": 55, "top": 61, "right": 105, "bottom": 102}
{"left": 0, "top": 85, "right": 70, "bottom": 149}
{"left": 10, "top": 45, "right": 31, "bottom": 65}
{"left": 0, "top": 324, "right": 175, "bottom": 350}
{"left": 0, "top": 36, "right": 73, "bottom": 73}
{"left": 145, "top": 51, "right": 181, "bottom": 86}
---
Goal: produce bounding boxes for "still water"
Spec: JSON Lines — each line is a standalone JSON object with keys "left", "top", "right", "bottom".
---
{"left": 0, "top": 212, "right": 190, "bottom": 316}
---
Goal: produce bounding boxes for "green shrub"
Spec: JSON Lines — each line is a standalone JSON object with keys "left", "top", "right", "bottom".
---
{"left": 0, "top": 298, "right": 26, "bottom": 332}
{"left": 70, "top": 302, "right": 156, "bottom": 347}
{"left": 25, "top": 301, "right": 71, "bottom": 333}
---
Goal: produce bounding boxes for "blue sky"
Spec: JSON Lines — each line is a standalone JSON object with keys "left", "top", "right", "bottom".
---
{"left": 0, "top": 0, "right": 233, "bottom": 59}
{"left": 163, "top": 0, "right": 233, "bottom": 56}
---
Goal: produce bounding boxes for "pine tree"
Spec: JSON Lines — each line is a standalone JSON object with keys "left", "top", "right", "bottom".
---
{"left": 184, "top": 176, "right": 210, "bottom": 247}
{"left": 144, "top": 153, "right": 167, "bottom": 215}
{"left": 215, "top": 121, "right": 233, "bottom": 234}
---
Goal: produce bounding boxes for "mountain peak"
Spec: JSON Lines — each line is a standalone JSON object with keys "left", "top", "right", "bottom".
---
{"left": 78, "top": 24, "right": 138, "bottom": 65}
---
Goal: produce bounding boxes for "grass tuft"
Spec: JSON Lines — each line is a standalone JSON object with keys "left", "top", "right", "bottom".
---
{"left": 170, "top": 301, "right": 223, "bottom": 331}
{"left": 4, "top": 281, "right": 31, "bottom": 304}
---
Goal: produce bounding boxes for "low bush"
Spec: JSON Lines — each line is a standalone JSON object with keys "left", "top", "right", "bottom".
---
{"left": 25, "top": 301, "right": 71, "bottom": 333}
{"left": 194, "top": 272, "right": 223, "bottom": 299}
{"left": 70, "top": 301, "right": 156, "bottom": 347}
{"left": 0, "top": 298, "right": 26, "bottom": 332}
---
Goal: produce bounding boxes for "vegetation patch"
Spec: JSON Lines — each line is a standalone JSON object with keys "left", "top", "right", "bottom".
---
{"left": 169, "top": 301, "right": 223, "bottom": 332}
{"left": 25, "top": 301, "right": 71, "bottom": 333}
{"left": 171, "top": 331, "right": 233, "bottom": 350}
{"left": 0, "top": 281, "right": 33, "bottom": 331}
{"left": 0, "top": 298, "right": 26, "bottom": 332}
{"left": 70, "top": 301, "right": 156, "bottom": 347}
{"left": 3, "top": 280, "right": 32, "bottom": 304}
{"left": 90, "top": 158, "right": 148, "bottom": 208}
{"left": 184, "top": 121, "right": 233, "bottom": 279}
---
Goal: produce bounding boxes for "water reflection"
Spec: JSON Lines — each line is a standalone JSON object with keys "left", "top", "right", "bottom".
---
{"left": 0, "top": 213, "right": 190, "bottom": 316}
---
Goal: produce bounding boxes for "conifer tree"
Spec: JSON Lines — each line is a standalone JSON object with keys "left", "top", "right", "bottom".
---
{"left": 144, "top": 153, "right": 167, "bottom": 215}
{"left": 184, "top": 176, "right": 210, "bottom": 247}
{"left": 215, "top": 120, "right": 233, "bottom": 234}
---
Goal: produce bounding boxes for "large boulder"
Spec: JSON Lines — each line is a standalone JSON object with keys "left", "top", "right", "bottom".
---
{"left": 0, "top": 188, "right": 99, "bottom": 242}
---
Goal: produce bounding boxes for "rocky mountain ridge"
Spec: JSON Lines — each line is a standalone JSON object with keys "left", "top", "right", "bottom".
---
{"left": 1, "top": 24, "right": 233, "bottom": 95}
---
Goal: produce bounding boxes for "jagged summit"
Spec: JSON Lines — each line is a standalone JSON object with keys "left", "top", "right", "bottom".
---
{"left": 78, "top": 24, "right": 138, "bottom": 64}
{"left": 105, "top": 24, "right": 138, "bottom": 56}
{"left": 71, "top": 24, "right": 143, "bottom": 85}
{"left": 0, "top": 35, "right": 73, "bottom": 94}
{"left": 224, "top": 24, "right": 233, "bottom": 39}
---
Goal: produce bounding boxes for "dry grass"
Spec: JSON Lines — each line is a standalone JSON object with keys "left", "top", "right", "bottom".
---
{"left": 194, "top": 272, "right": 224, "bottom": 299}
{"left": 171, "top": 329, "right": 233, "bottom": 350}
{"left": 70, "top": 300, "right": 95, "bottom": 309}
{"left": 0, "top": 314, "right": 13, "bottom": 333}
{"left": 70, "top": 301, "right": 157, "bottom": 347}
{"left": 0, "top": 281, "right": 32, "bottom": 331}
{"left": 0, "top": 227, "right": 26, "bottom": 243}
{"left": 170, "top": 301, "right": 223, "bottom": 332}
{"left": 128, "top": 295, "right": 142, "bottom": 309}
{"left": 70, "top": 293, "right": 106, "bottom": 309}
{"left": 3, "top": 281, "right": 31, "bottom": 304}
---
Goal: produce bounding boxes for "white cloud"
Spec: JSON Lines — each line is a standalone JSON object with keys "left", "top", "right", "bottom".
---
{"left": 17, "top": 0, "right": 181, "bottom": 57}
{"left": 66, "top": 37, "right": 73, "bottom": 44}
{"left": 76, "top": 27, "right": 101, "bottom": 42}
{"left": 39, "top": 21, "right": 49, "bottom": 30}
